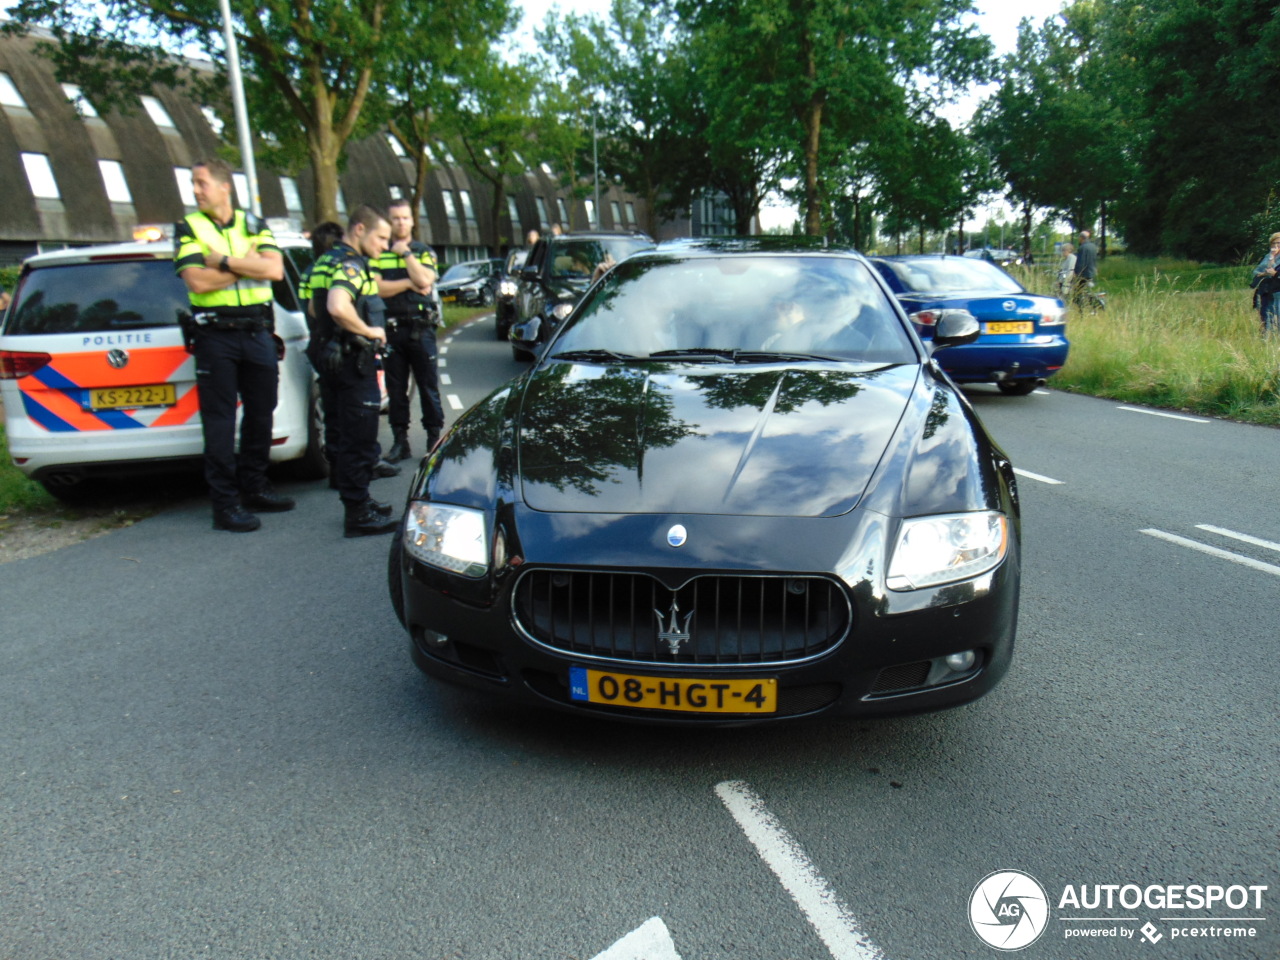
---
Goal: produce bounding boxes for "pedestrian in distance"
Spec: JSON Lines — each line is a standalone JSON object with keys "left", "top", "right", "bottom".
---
{"left": 1250, "top": 231, "right": 1280, "bottom": 336}
{"left": 1056, "top": 243, "right": 1076, "bottom": 297}
{"left": 311, "top": 205, "right": 400, "bottom": 537}
{"left": 174, "top": 157, "right": 294, "bottom": 533}
{"left": 372, "top": 199, "right": 443, "bottom": 462}
{"left": 1071, "top": 229, "right": 1099, "bottom": 303}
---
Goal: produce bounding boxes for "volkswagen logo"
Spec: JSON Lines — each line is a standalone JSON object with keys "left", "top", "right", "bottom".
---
{"left": 666, "top": 524, "right": 687, "bottom": 547}
{"left": 106, "top": 349, "right": 129, "bottom": 369}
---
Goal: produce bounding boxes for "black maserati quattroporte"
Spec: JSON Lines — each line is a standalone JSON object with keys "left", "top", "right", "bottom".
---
{"left": 389, "top": 239, "right": 1021, "bottom": 724}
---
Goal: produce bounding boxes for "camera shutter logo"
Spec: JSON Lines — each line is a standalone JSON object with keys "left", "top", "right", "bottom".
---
{"left": 969, "top": 870, "right": 1050, "bottom": 951}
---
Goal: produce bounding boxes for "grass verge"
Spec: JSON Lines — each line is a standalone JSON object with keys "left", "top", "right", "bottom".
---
{"left": 1016, "top": 257, "right": 1280, "bottom": 426}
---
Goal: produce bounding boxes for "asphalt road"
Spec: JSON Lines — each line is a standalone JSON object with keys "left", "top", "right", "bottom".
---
{"left": 1, "top": 316, "right": 1277, "bottom": 960}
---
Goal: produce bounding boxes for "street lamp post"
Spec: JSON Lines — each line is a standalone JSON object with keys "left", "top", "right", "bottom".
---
{"left": 592, "top": 111, "right": 600, "bottom": 229}
{"left": 219, "top": 0, "right": 261, "bottom": 217}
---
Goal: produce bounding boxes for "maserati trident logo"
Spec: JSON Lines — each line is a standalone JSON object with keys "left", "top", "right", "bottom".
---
{"left": 654, "top": 596, "right": 694, "bottom": 655}
{"left": 106, "top": 349, "right": 129, "bottom": 369}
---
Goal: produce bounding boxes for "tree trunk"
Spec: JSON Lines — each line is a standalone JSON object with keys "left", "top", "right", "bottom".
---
{"left": 1022, "top": 202, "right": 1033, "bottom": 259}
{"left": 308, "top": 100, "right": 342, "bottom": 224}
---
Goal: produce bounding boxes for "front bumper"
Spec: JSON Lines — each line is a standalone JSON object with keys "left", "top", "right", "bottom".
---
{"left": 395, "top": 515, "right": 1020, "bottom": 725}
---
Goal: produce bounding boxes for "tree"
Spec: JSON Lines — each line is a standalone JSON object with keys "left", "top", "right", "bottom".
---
{"left": 5, "top": 0, "right": 456, "bottom": 222}
{"left": 676, "top": 0, "right": 993, "bottom": 236}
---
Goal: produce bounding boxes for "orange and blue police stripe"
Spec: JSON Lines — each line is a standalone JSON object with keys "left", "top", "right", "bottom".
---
{"left": 16, "top": 347, "right": 199, "bottom": 432}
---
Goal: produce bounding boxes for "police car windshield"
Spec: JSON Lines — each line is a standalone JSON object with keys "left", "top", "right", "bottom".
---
{"left": 4, "top": 260, "right": 190, "bottom": 335}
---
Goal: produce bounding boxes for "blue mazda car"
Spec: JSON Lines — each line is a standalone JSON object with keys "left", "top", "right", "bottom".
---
{"left": 870, "top": 255, "right": 1068, "bottom": 395}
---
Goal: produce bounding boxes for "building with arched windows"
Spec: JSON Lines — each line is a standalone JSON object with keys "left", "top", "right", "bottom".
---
{"left": 0, "top": 28, "right": 726, "bottom": 268}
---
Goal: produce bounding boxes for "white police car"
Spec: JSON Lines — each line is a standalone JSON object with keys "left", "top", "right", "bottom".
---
{"left": 0, "top": 229, "right": 325, "bottom": 499}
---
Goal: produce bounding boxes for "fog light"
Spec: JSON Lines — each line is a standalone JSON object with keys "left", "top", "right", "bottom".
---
{"left": 423, "top": 629, "right": 449, "bottom": 648}
{"left": 945, "top": 650, "right": 976, "bottom": 673}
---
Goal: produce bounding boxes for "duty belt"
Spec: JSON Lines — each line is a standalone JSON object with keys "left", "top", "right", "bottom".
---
{"left": 192, "top": 310, "right": 271, "bottom": 332}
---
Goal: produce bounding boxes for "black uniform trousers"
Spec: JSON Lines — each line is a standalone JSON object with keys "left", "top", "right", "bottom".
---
{"left": 192, "top": 327, "right": 279, "bottom": 512}
{"left": 329, "top": 351, "right": 382, "bottom": 504}
{"left": 384, "top": 319, "right": 444, "bottom": 433}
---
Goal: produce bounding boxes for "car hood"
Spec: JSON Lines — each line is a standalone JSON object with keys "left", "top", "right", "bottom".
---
{"left": 516, "top": 361, "right": 918, "bottom": 517}
{"left": 437, "top": 276, "right": 484, "bottom": 290}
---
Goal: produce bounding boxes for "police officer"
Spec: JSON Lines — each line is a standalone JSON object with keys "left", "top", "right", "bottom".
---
{"left": 373, "top": 199, "right": 443, "bottom": 462}
{"left": 312, "top": 205, "right": 399, "bottom": 537}
{"left": 175, "top": 157, "right": 294, "bottom": 533}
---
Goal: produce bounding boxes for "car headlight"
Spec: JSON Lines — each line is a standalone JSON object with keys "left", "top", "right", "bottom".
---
{"left": 499, "top": 280, "right": 517, "bottom": 297}
{"left": 551, "top": 301, "right": 574, "bottom": 320}
{"left": 403, "top": 502, "right": 488, "bottom": 577}
{"left": 886, "top": 511, "right": 1008, "bottom": 591}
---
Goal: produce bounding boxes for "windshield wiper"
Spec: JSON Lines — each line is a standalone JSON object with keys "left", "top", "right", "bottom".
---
{"left": 646, "top": 348, "right": 737, "bottom": 363}
{"left": 730, "top": 351, "right": 844, "bottom": 363}
{"left": 548, "top": 349, "right": 641, "bottom": 363}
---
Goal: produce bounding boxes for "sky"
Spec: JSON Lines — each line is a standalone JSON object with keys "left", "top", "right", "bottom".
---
{"left": 509, "top": 0, "right": 1069, "bottom": 228}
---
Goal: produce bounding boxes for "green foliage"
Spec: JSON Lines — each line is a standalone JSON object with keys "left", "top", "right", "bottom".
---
{"left": 1048, "top": 258, "right": 1280, "bottom": 424}
{"left": 0, "top": 424, "right": 55, "bottom": 515}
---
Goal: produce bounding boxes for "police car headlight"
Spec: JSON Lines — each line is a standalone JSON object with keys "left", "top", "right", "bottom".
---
{"left": 886, "top": 511, "right": 1008, "bottom": 591}
{"left": 551, "top": 302, "right": 574, "bottom": 320}
{"left": 403, "top": 502, "right": 488, "bottom": 577}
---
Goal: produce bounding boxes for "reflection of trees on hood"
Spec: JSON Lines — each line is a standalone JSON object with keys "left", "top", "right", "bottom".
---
{"left": 518, "top": 365, "right": 699, "bottom": 496}
{"left": 922, "top": 387, "right": 951, "bottom": 440}
{"left": 689, "top": 368, "right": 878, "bottom": 415}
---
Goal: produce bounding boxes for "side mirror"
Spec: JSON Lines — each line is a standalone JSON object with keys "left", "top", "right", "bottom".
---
{"left": 518, "top": 266, "right": 539, "bottom": 282}
{"left": 510, "top": 317, "right": 542, "bottom": 345}
{"left": 930, "top": 310, "right": 980, "bottom": 352}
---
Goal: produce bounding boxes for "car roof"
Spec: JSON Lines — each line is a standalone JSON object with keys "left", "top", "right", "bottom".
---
{"left": 22, "top": 232, "right": 309, "bottom": 270}
{"left": 650, "top": 236, "right": 862, "bottom": 258}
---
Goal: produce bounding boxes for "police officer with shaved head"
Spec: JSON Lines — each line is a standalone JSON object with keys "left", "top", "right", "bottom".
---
{"left": 311, "top": 205, "right": 400, "bottom": 537}
{"left": 175, "top": 157, "right": 293, "bottom": 533}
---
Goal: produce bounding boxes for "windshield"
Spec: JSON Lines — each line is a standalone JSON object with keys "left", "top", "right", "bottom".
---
{"left": 4, "top": 259, "right": 190, "bottom": 335}
{"left": 547, "top": 237, "right": 653, "bottom": 279}
{"left": 551, "top": 255, "right": 916, "bottom": 364}
{"left": 881, "top": 258, "right": 1023, "bottom": 295}
{"left": 441, "top": 261, "right": 487, "bottom": 282}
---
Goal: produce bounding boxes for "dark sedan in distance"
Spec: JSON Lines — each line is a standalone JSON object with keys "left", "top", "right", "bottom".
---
{"left": 870, "top": 254, "right": 1068, "bottom": 395}
{"left": 389, "top": 240, "right": 1021, "bottom": 724}
{"left": 436, "top": 258, "right": 504, "bottom": 307}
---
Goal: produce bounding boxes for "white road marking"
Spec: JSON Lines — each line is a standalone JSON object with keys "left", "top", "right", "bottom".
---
{"left": 440, "top": 345, "right": 449, "bottom": 354}
{"left": 1034, "top": 389, "right": 1052, "bottom": 395}
{"left": 438, "top": 357, "right": 447, "bottom": 368}
{"left": 447, "top": 394, "right": 464, "bottom": 410}
{"left": 440, "top": 373, "right": 451, "bottom": 385}
{"left": 715, "top": 781, "right": 887, "bottom": 960}
{"left": 1118, "top": 406, "right": 1210, "bottom": 423}
{"left": 1013, "top": 468, "right": 1064, "bottom": 485}
{"left": 1195, "top": 525, "right": 1280, "bottom": 555}
{"left": 590, "top": 917, "right": 682, "bottom": 960}
{"left": 1140, "top": 529, "right": 1280, "bottom": 578}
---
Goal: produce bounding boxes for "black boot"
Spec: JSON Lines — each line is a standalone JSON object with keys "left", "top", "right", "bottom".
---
{"left": 243, "top": 486, "right": 296, "bottom": 512}
{"left": 426, "top": 427, "right": 441, "bottom": 452}
{"left": 344, "top": 500, "right": 398, "bottom": 537}
{"left": 372, "top": 458, "right": 401, "bottom": 479}
{"left": 363, "top": 497, "right": 395, "bottom": 517}
{"left": 386, "top": 430, "right": 411, "bottom": 462}
{"left": 213, "top": 505, "right": 261, "bottom": 532}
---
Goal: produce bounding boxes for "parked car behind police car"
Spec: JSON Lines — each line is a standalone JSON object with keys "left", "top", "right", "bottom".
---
{"left": 0, "top": 230, "right": 325, "bottom": 499}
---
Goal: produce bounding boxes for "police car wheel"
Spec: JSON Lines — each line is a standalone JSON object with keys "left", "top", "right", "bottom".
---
{"left": 388, "top": 527, "right": 407, "bottom": 628}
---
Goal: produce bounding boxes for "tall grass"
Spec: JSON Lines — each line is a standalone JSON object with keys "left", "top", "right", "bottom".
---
{"left": 0, "top": 422, "right": 55, "bottom": 515}
{"left": 1021, "top": 258, "right": 1280, "bottom": 425}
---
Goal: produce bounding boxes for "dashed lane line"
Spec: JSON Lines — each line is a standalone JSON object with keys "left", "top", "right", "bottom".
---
{"left": 1140, "top": 529, "right": 1280, "bottom": 578}
{"left": 1118, "top": 406, "right": 1210, "bottom": 423}
{"left": 1195, "top": 524, "right": 1280, "bottom": 555}
{"left": 1013, "top": 468, "right": 1063, "bottom": 485}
